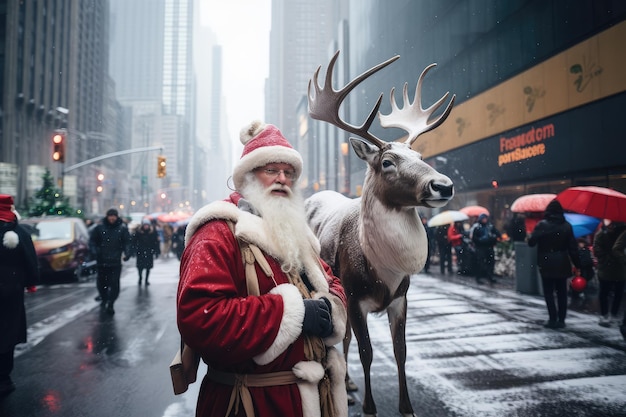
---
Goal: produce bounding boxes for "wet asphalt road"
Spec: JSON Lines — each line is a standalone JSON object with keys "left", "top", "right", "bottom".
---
{"left": 2, "top": 257, "right": 626, "bottom": 417}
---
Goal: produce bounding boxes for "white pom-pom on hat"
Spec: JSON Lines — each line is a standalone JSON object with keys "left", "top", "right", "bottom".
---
{"left": 3, "top": 230, "right": 19, "bottom": 249}
{"left": 240, "top": 120, "right": 266, "bottom": 145}
{"left": 233, "top": 120, "right": 303, "bottom": 190}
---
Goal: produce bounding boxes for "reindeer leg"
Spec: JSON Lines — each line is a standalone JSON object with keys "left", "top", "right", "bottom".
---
{"left": 349, "top": 300, "right": 377, "bottom": 416}
{"left": 343, "top": 314, "right": 359, "bottom": 392}
{"left": 388, "top": 292, "right": 415, "bottom": 417}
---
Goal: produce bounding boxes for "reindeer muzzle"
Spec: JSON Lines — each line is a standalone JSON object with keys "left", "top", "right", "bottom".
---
{"left": 424, "top": 179, "right": 454, "bottom": 207}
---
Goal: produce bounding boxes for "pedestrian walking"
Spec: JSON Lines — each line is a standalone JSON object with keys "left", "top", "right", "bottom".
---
{"left": 171, "top": 223, "right": 186, "bottom": 261}
{"left": 448, "top": 221, "right": 465, "bottom": 274}
{"left": 130, "top": 219, "right": 160, "bottom": 285}
{"left": 593, "top": 221, "right": 626, "bottom": 327}
{"left": 528, "top": 200, "right": 581, "bottom": 329}
{"left": 89, "top": 208, "right": 131, "bottom": 315}
{"left": 177, "top": 121, "right": 348, "bottom": 417}
{"left": 0, "top": 195, "right": 39, "bottom": 396}
{"left": 573, "top": 237, "right": 595, "bottom": 298}
{"left": 435, "top": 225, "right": 453, "bottom": 274}
{"left": 161, "top": 223, "right": 173, "bottom": 258}
{"left": 471, "top": 213, "right": 502, "bottom": 284}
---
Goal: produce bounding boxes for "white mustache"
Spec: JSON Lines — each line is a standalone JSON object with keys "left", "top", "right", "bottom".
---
{"left": 267, "top": 184, "right": 292, "bottom": 196}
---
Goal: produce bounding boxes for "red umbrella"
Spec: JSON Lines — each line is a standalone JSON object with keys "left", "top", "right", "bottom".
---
{"left": 510, "top": 193, "right": 556, "bottom": 213}
{"left": 158, "top": 211, "right": 191, "bottom": 223}
{"left": 460, "top": 205, "right": 489, "bottom": 217}
{"left": 556, "top": 186, "right": 626, "bottom": 222}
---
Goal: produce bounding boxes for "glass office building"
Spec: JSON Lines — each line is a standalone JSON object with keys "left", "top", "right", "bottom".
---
{"left": 303, "top": 0, "right": 626, "bottom": 228}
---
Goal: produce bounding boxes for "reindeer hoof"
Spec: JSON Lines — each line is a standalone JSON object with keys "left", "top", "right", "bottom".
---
{"left": 346, "top": 377, "right": 359, "bottom": 392}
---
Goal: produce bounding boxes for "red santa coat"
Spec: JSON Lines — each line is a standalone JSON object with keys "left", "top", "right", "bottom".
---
{"left": 177, "top": 193, "right": 348, "bottom": 417}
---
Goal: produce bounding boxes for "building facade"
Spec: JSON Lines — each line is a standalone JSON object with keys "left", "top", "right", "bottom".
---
{"left": 109, "top": 0, "right": 196, "bottom": 215}
{"left": 0, "top": 0, "right": 116, "bottom": 211}
{"left": 298, "top": 0, "right": 626, "bottom": 230}
{"left": 266, "top": 0, "right": 344, "bottom": 149}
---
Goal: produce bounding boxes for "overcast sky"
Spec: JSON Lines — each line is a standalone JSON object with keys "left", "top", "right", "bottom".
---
{"left": 200, "top": 0, "right": 271, "bottom": 144}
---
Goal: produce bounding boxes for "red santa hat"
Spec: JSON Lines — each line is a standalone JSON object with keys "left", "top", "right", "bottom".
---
{"left": 232, "top": 121, "right": 303, "bottom": 190}
{"left": 0, "top": 195, "right": 18, "bottom": 223}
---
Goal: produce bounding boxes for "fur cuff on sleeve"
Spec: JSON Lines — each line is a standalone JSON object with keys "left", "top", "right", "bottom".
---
{"left": 253, "top": 283, "right": 304, "bottom": 365}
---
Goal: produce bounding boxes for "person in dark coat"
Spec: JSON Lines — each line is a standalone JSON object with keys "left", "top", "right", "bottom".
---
{"left": 471, "top": 213, "right": 502, "bottom": 284}
{"left": 593, "top": 221, "right": 626, "bottom": 327}
{"left": 435, "top": 224, "right": 453, "bottom": 274}
{"left": 171, "top": 223, "right": 187, "bottom": 261}
{"left": 420, "top": 215, "right": 435, "bottom": 273}
{"left": 89, "top": 208, "right": 131, "bottom": 315}
{"left": 130, "top": 219, "right": 160, "bottom": 285}
{"left": 528, "top": 200, "right": 581, "bottom": 329}
{"left": 507, "top": 213, "right": 527, "bottom": 242}
{"left": 0, "top": 195, "right": 39, "bottom": 396}
{"left": 574, "top": 237, "right": 595, "bottom": 296}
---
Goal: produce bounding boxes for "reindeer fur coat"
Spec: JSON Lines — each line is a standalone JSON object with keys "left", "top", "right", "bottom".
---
{"left": 177, "top": 192, "right": 348, "bottom": 417}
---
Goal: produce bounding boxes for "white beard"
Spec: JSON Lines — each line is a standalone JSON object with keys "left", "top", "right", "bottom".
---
{"left": 241, "top": 177, "right": 311, "bottom": 274}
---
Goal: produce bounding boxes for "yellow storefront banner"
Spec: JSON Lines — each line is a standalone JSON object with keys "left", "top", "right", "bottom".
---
{"left": 415, "top": 20, "right": 626, "bottom": 158}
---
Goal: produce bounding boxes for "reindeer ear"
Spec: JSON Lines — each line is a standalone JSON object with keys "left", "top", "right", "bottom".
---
{"left": 350, "top": 137, "right": 378, "bottom": 162}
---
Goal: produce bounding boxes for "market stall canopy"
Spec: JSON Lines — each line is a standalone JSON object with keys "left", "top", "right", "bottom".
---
{"left": 460, "top": 205, "right": 489, "bottom": 217}
{"left": 556, "top": 186, "right": 626, "bottom": 222}
{"left": 427, "top": 210, "right": 469, "bottom": 227}
{"left": 510, "top": 193, "right": 557, "bottom": 213}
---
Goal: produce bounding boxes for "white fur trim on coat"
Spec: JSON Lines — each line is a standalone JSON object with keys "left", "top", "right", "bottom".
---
{"left": 326, "top": 347, "right": 348, "bottom": 416}
{"left": 253, "top": 283, "right": 305, "bottom": 366}
{"left": 233, "top": 146, "right": 303, "bottom": 191}
{"left": 185, "top": 200, "right": 329, "bottom": 297}
{"left": 293, "top": 361, "right": 325, "bottom": 417}
{"left": 292, "top": 350, "right": 348, "bottom": 417}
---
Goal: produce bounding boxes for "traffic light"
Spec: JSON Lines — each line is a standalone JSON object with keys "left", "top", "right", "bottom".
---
{"left": 96, "top": 173, "right": 104, "bottom": 193}
{"left": 157, "top": 155, "right": 167, "bottom": 178}
{"left": 52, "top": 133, "right": 66, "bottom": 162}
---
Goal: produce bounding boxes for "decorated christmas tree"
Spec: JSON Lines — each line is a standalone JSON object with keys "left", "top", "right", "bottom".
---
{"left": 28, "top": 169, "right": 80, "bottom": 217}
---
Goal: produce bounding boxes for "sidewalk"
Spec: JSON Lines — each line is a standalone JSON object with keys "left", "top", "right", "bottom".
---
{"left": 424, "top": 265, "right": 613, "bottom": 319}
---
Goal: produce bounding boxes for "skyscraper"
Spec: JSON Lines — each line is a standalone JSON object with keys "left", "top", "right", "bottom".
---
{"left": 0, "top": 0, "right": 114, "bottom": 209}
{"left": 109, "top": 0, "right": 195, "bottom": 212}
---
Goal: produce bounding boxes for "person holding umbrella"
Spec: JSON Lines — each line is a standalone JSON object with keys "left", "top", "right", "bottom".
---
{"left": 592, "top": 221, "right": 626, "bottom": 327}
{"left": 528, "top": 200, "right": 581, "bottom": 329}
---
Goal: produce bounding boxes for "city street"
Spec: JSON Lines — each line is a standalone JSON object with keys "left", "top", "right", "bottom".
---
{"left": 2, "top": 257, "right": 625, "bottom": 417}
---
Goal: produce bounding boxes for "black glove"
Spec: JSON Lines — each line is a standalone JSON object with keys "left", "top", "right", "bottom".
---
{"left": 302, "top": 297, "right": 333, "bottom": 338}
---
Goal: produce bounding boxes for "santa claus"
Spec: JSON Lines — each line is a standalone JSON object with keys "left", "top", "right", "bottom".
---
{"left": 177, "top": 121, "right": 348, "bottom": 417}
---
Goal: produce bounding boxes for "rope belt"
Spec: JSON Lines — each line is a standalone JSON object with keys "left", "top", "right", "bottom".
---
{"left": 206, "top": 367, "right": 301, "bottom": 417}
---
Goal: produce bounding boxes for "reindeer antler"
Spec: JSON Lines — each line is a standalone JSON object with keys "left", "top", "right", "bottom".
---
{"left": 308, "top": 51, "right": 399, "bottom": 148}
{"left": 308, "top": 51, "right": 455, "bottom": 148}
{"left": 380, "top": 63, "right": 455, "bottom": 146}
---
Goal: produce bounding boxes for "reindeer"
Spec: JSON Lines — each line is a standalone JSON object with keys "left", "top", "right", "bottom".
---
{"left": 304, "top": 51, "right": 455, "bottom": 417}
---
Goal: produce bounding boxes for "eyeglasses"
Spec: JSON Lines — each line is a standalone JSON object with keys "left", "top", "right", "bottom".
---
{"left": 259, "top": 168, "right": 296, "bottom": 181}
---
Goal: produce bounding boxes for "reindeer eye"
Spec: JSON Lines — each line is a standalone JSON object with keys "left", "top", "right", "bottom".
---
{"left": 382, "top": 160, "right": 394, "bottom": 169}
